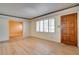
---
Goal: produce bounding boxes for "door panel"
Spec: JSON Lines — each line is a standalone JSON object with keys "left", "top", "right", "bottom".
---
{"left": 61, "top": 13, "right": 77, "bottom": 46}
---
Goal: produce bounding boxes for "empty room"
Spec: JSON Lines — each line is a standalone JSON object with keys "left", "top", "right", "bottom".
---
{"left": 0, "top": 3, "right": 79, "bottom": 55}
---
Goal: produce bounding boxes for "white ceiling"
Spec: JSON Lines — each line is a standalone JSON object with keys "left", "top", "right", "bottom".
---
{"left": 0, "top": 3, "right": 78, "bottom": 19}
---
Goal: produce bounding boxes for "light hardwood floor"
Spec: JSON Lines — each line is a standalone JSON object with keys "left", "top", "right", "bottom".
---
{"left": 0, "top": 37, "right": 79, "bottom": 55}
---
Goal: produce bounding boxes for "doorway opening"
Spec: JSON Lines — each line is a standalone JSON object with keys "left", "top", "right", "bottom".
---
{"left": 9, "top": 20, "right": 23, "bottom": 41}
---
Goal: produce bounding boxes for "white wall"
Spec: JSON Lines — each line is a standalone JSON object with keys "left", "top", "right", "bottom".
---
{"left": 0, "top": 16, "right": 30, "bottom": 41}
{"left": 23, "top": 20, "right": 30, "bottom": 38}
{"left": 0, "top": 16, "right": 9, "bottom": 41}
{"left": 30, "top": 6, "right": 79, "bottom": 47}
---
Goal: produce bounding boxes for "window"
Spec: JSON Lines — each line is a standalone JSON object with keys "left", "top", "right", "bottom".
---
{"left": 39, "top": 20, "right": 43, "bottom": 32}
{"left": 49, "top": 19, "right": 55, "bottom": 32}
{"left": 44, "top": 20, "right": 48, "bottom": 32}
{"left": 36, "top": 18, "right": 55, "bottom": 32}
{"left": 36, "top": 21, "right": 40, "bottom": 32}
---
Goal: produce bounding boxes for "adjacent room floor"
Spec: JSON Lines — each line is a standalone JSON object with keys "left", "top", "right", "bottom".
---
{"left": 0, "top": 37, "right": 79, "bottom": 55}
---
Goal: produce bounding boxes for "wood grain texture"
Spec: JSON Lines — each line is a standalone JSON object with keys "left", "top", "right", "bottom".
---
{"left": 61, "top": 13, "right": 77, "bottom": 46}
{"left": 0, "top": 37, "right": 79, "bottom": 55}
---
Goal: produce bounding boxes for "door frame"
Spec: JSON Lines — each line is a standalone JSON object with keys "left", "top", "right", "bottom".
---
{"left": 9, "top": 19, "right": 23, "bottom": 40}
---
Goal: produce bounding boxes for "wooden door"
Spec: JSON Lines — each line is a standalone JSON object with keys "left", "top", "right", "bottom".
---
{"left": 9, "top": 20, "right": 23, "bottom": 40}
{"left": 61, "top": 13, "right": 77, "bottom": 46}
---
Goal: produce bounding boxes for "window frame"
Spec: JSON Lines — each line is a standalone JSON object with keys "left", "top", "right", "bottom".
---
{"left": 36, "top": 18, "right": 55, "bottom": 33}
{"left": 39, "top": 20, "right": 44, "bottom": 32}
{"left": 48, "top": 18, "right": 56, "bottom": 33}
